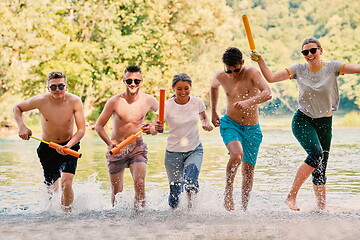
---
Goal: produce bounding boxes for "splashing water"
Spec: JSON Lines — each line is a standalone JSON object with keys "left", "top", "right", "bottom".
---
{"left": 0, "top": 126, "right": 359, "bottom": 239}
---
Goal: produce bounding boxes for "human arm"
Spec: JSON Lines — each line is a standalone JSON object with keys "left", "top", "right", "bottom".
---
{"left": 62, "top": 97, "right": 86, "bottom": 150}
{"left": 95, "top": 99, "right": 116, "bottom": 148}
{"left": 199, "top": 111, "right": 213, "bottom": 132}
{"left": 342, "top": 63, "right": 360, "bottom": 74}
{"left": 149, "top": 95, "right": 159, "bottom": 113}
{"left": 210, "top": 73, "right": 221, "bottom": 127}
{"left": 231, "top": 67, "right": 272, "bottom": 110}
{"left": 251, "top": 53, "right": 290, "bottom": 83}
{"left": 13, "top": 96, "right": 41, "bottom": 140}
{"left": 142, "top": 95, "right": 160, "bottom": 135}
{"left": 142, "top": 121, "right": 159, "bottom": 135}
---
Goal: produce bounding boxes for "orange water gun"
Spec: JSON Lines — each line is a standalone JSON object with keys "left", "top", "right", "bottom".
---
{"left": 109, "top": 129, "right": 143, "bottom": 155}
{"left": 158, "top": 88, "right": 165, "bottom": 133}
{"left": 29, "top": 135, "right": 82, "bottom": 158}
{"left": 242, "top": 15, "right": 258, "bottom": 60}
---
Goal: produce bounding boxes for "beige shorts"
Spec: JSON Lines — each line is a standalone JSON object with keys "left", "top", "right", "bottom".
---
{"left": 106, "top": 141, "right": 148, "bottom": 174}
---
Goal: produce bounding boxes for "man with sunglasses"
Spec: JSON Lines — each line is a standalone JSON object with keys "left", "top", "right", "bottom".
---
{"left": 13, "top": 71, "right": 86, "bottom": 211}
{"left": 95, "top": 65, "right": 158, "bottom": 209}
{"left": 251, "top": 36, "right": 360, "bottom": 211}
{"left": 210, "top": 47, "right": 272, "bottom": 211}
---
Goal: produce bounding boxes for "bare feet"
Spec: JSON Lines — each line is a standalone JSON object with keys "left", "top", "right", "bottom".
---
{"left": 187, "top": 193, "right": 193, "bottom": 209}
{"left": 285, "top": 198, "right": 300, "bottom": 211}
{"left": 316, "top": 200, "right": 326, "bottom": 211}
{"left": 62, "top": 205, "right": 72, "bottom": 213}
{"left": 224, "top": 191, "right": 235, "bottom": 211}
{"left": 187, "top": 201, "right": 193, "bottom": 209}
{"left": 134, "top": 199, "right": 145, "bottom": 211}
{"left": 313, "top": 184, "right": 326, "bottom": 210}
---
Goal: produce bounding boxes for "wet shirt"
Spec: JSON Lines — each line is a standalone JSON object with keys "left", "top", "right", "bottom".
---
{"left": 287, "top": 60, "right": 345, "bottom": 118}
{"left": 165, "top": 96, "right": 206, "bottom": 152}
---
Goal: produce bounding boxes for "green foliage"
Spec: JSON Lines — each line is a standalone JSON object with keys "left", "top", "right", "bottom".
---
{"left": 338, "top": 111, "right": 360, "bottom": 126}
{"left": 0, "top": 0, "right": 359, "bottom": 126}
{"left": 229, "top": 0, "right": 359, "bottom": 114}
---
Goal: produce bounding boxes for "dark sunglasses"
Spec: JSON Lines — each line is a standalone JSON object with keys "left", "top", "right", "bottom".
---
{"left": 49, "top": 84, "right": 66, "bottom": 91}
{"left": 224, "top": 68, "right": 241, "bottom": 74}
{"left": 125, "top": 79, "right": 142, "bottom": 85}
{"left": 301, "top": 47, "right": 320, "bottom": 56}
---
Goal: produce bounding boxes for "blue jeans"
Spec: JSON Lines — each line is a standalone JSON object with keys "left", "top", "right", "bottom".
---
{"left": 164, "top": 144, "right": 203, "bottom": 208}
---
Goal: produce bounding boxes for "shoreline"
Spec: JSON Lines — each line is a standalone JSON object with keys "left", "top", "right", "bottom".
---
{"left": 1, "top": 207, "right": 360, "bottom": 240}
{"left": 1, "top": 119, "right": 360, "bottom": 137}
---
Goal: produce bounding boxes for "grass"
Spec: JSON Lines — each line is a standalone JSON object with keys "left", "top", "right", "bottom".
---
{"left": 336, "top": 111, "right": 360, "bottom": 126}
{"left": 260, "top": 111, "right": 360, "bottom": 127}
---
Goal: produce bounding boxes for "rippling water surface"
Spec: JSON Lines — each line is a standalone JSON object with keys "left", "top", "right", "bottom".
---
{"left": 0, "top": 125, "right": 359, "bottom": 239}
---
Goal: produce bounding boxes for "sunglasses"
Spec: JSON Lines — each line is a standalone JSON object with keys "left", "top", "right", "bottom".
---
{"left": 301, "top": 47, "right": 320, "bottom": 56}
{"left": 49, "top": 84, "right": 66, "bottom": 91}
{"left": 124, "top": 79, "right": 142, "bottom": 85}
{"left": 224, "top": 68, "right": 241, "bottom": 74}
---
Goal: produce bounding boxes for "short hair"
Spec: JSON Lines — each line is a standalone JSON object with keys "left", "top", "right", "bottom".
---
{"left": 124, "top": 65, "right": 142, "bottom": 75}
{"left": 47, "top": 71, "right": 66, "bottom": 82}
{"left": 302, "top": 37, "right": 322, "bottom": 49}
{"left": 222, "top": 47, "right": 243, "bottom": 66}
{"left": 172, "top": 73, "right": 192, "bottom": 87}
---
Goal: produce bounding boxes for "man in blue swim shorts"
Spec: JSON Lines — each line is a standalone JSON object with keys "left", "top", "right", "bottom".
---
{"left": 220, "top": 115, "right": 263, "bottom": 166}
{"left": 211, "top": 47, "right": 272, "bottom": 211}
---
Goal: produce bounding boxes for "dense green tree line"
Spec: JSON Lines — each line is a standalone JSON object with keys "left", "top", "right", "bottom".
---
{"left": 0, "top": 0, "right": 359, "bottom": 125}
{"left": 229, "top": 0, "right": 360, "bottom": 112}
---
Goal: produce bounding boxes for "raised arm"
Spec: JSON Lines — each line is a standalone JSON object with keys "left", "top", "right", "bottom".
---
{"left": 251, "top": 53, "right": 290, "bottom": 83}
{"left": 210, "top": 73, "right": 221, "bottom": 127}
{"left": 342, "top": 63, "right": 360, "bottom": 74}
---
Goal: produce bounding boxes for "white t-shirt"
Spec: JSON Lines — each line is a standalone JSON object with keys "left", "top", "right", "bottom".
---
{"left": 164, "top": 96, "right": 206, "bottom": 152}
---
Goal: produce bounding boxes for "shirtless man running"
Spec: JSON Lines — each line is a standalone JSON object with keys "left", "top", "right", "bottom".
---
{"left": 95, "top": 65, "right": 158, "bottom": 209}
{"left": 13, "top": 71, "right": 86, "bottom": 210}
{"left": 210, "top": 47, "right": 272, "bottom": 211}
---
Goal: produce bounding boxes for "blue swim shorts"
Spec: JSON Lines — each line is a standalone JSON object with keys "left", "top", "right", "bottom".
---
{"left": 220, "top": 115, "right": 263, "bottom": 165}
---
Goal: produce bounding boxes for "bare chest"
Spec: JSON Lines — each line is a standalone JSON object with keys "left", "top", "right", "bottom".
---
{"left": 39, "top": 103, "right": 74, "bottom": 124}
{"left": 113, "top": 100, "right": 150, "bottom": 123}
{"left": 223, "top": 80, "right": 257, "bottom": 101}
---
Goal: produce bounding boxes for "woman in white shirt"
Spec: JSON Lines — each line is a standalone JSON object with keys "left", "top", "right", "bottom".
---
{"left": 157, "top": 73, "right": 213, "bottom": 209}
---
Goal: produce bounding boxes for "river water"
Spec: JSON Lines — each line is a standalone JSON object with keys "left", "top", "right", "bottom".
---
{"left": 0, "top": 125, "right": 359, "bottom": 239}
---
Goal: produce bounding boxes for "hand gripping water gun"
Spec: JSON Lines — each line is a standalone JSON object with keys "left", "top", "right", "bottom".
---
{"left": 158, "top": 88, "right": 165, "bottom": 133}
{"left": 109, "top": 129, "right": 143, "bottom": 155}
{"left": 242, "top": 15, "right": 258, "bottom": 60}
{"left": 29, "top": 135, "right": 82, "bottom": 158}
